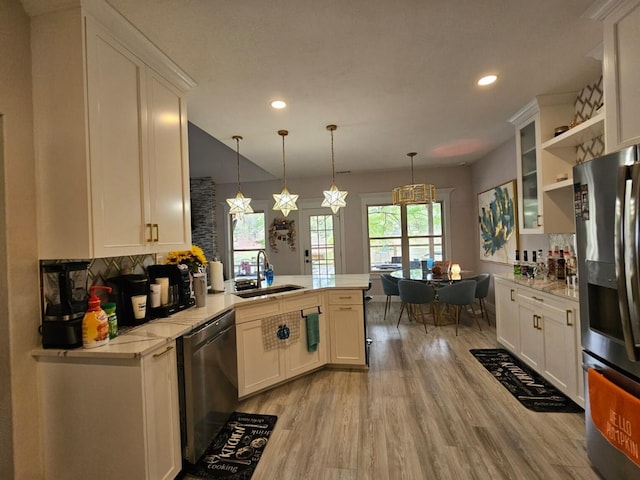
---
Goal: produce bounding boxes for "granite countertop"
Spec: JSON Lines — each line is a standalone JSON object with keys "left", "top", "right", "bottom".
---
{"left": 32, "top": 274, "right": 370, "bottom": 360}
{"left": 495, "top": 273, "right": 579, "bottom": 302}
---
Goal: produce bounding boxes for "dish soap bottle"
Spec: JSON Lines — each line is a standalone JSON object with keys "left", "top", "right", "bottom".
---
{"left": 82, "top": 286, "right": 112, "bottom": 349}
{"left": 265, "top": 263, "right": 274, "bottom": 286}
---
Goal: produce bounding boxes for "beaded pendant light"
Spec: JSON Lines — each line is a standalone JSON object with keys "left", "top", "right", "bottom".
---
{"left": 392, "top": 152, "right": 436, "bottom": 205}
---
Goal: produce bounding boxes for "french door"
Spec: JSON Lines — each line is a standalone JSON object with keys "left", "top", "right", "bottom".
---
{"left": 299, "top": 208, "right": 344, "bottom": 275}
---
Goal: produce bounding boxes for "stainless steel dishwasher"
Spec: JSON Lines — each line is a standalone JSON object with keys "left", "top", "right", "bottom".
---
{"left": 177, "top": 309, "right": 238, "bottom": 464}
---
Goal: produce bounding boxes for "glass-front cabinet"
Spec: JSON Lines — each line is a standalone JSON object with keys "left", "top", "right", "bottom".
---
{"left": 517, "top": 119, "right": 541, "bottom": 232}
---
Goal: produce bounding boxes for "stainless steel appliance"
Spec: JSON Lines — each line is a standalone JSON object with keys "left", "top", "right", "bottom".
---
{"left": 147, "top": 264, "right": 195, "bottom": 317}
{"left": 177, "top": 309, "right": 238, "bottom": 464}
{"left": 39, "top": 261, "right": 90, "bottom": 348}
{"left": 107, "top": 274, "right": 149, "bottom": 325}
{"left": 574, "top": 145, "right": 640, "bottom": 479}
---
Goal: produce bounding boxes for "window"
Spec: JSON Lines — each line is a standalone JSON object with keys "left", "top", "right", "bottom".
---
{"left": 367, "top": 201, "right": 445, "bottom": 272}
{"left": 231, "top": 212, "right": 265, "bottom": 278}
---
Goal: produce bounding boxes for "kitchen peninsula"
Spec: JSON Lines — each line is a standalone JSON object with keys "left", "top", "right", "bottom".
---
{"left": 32, "top": 274, "right": 370, "bottom": 480}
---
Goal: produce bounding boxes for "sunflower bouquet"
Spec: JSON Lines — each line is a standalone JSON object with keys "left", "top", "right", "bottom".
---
{"left": 165, "top": 244, "right": 207, "bottom": 273}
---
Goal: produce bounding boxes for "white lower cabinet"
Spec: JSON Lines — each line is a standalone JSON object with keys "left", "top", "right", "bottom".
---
{"left": 327, "top": 290, "right": 366, "bottom": 366}
{"left": 495, "top": 277, "right": 519, "bottom": 352}
{"left": 495, "top": 276, "right": 582, "bottom": 407}
{"left": 236, "top": 292, "right": 328, "bottom": 398}
{"left": 37, "top": 341, "right": 181, "bottom": 480}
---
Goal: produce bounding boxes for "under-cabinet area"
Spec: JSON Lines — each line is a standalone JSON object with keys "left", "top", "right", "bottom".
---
{"left": 494, "top": 274, "right": 583, "bottom": 407}
{"left": 32, "top": 275, "right": 369, "bottom": 480}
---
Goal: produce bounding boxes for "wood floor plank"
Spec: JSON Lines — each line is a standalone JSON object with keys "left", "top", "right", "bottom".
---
{"left": 220, "top": 301, "right": 599, "bottom": 480}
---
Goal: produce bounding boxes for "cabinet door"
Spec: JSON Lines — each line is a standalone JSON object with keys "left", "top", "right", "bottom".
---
{"left": 516, "top": 116, "right": 542, "bottom": 233}
{"left": 286, "top": 313, "right": 327, "bottom": 377}
{"left": 86, "top": 17, "right": 149, "bottom": 256}
{"left": 142, "top": 342, "right": 182, "bottom": 480}
{"left": 604, "top": 1, "right": 640, "bottom": 151}
{"left": 328, "top": 303, "right": 366, "bottom": 365}
{"left": 495, "top": 279, "right": 519, "bottom": 353}
{"left": 146, "top": 69, "right": 191, "bottom": 251}
{"left": 541, "top": 303, "right": 578, "bottom": 400}
{"left": 236, "top": 319, "right": 286, "bottom": 397}
{"left": 517, "top": 296, "right": 543, "bottom": 370}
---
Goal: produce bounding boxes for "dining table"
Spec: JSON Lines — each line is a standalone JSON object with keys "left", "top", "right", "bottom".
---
{"left": 390, "top": 268, "right": 477, "bottom": 284}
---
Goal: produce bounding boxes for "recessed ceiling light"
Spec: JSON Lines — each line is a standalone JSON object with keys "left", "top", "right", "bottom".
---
{"left": 271, "top": 100, "right": 287, "bottom": 109}
{"left": 477, "top": 74, "right": 498, "bottom": 86}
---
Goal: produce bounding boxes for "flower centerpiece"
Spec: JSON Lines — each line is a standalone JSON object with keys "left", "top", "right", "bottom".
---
{"left": 165, "top": 244, "right": 207, "bottom": 274}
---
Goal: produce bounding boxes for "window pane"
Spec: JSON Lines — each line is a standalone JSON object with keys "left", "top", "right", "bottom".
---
{"left": 231, "top": 212, "right": 266, "bottom": 278}
{"left": 369, "top": 238, "right": 402, "bottom": 271}
{"left": 232, "top": 213, "right": 265, "bottom": 250}
{"left": 368, "top": 205, "right": 401, "bottom": 237}
{"left": 407, "top": 204, "right": 430, "bottom": 236}
{"left": 309, "top": 214, "right": 336, "bottom": 276}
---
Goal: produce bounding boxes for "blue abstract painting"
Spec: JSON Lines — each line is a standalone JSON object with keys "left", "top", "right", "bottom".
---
{"left": 478, "top": 180, "right": 518, "bottom": 264}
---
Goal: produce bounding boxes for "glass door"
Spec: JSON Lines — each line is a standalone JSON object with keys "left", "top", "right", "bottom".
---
{"left": 518, "top": 119, "right": 541, "bottom": 231}
{"left": 300, "top": 208, "right": 343, "bottom": 276}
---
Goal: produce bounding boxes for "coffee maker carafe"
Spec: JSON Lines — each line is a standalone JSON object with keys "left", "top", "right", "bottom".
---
{"left": 40, "top": 261, "right": 90, "bottom": 348}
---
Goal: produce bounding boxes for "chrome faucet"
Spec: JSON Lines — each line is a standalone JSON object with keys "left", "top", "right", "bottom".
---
{"left": 256, "top": 249, "right": 269, "bottom": 289}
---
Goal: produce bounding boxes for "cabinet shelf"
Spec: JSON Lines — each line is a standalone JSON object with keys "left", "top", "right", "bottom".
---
{"left": 543, "top": 178, "right": 574, "bottom": 192}
{"left": 541, "top": 112, "right": 604, "bottom": 150}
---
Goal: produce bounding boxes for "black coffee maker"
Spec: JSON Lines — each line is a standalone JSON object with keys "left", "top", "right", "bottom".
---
{"left": 147, "top": 264, "right": 195, "bottom": 317}
{"left": 40, "top": 261, "right": 90, "bottom": 348}
{"left": 107, "top": 274, "right": 150, "bottom": 326}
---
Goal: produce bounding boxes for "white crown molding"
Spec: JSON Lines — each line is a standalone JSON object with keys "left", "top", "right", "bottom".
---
{"left": 583, "top": 0, "right": 638, "bottom": 21}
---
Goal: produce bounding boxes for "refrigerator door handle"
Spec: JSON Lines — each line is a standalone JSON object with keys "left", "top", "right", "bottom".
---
{"left": 616, "top": 163, "right": 640, "bottom": 361}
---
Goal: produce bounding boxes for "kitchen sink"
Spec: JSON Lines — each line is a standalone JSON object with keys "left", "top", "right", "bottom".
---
{"left": 233, "top": 284, "right": 304, "bottom": 298}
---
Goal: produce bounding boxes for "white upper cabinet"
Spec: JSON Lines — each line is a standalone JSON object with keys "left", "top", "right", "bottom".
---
{"left": 510, "top": 94, "right": 578, "bottom": 234}
{"left": 601, "top": 0, "right": 640, "bottom": 151}
{"left": 30, "top": 0, "right": 195, "bottom": 259}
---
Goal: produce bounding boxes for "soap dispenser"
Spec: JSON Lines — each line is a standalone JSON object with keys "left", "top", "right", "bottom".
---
{"left": 265, "top": 263, "right": 274, "bottom": 286}
{"left": 82, "top": 286, "right": 112, "bottom": 349}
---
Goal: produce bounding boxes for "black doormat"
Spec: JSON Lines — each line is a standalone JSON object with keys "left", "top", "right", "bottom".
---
{"left": 182, "top": 412, "right": 278, "bottom": 480}
{"left": 470, "top": 348, "right": 583, "bottom": 413}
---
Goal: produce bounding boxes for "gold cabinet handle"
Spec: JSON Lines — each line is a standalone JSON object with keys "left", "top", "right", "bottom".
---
{"left": 152, "top": 345, "right": 174, "bottom": 358}
{"left": 532, "top": 314, "right": 537, "bottom": 329}
{"left": 566, "top": 309, "right": 573, "bottom": 326}
{"left": 532, "top": 296, "right": 544, "bottom": 302}
{"left": 510, "top": 289, "right": 515, "bottom": 302}
{"left": 146, "top": 223, "right": 153, "bottom": 242}
{"left": 153, "top": 223, "right": 159, "bottom": 242}
{"left": 536, "top": 215, "right": 542, "bottom": 227}
{"left": 339, "top": 306, "right": 353, "bottom": 311}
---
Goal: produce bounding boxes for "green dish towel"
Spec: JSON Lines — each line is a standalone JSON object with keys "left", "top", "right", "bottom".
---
{"left": 306, "top": 313, "right": 320, "bottom": 352}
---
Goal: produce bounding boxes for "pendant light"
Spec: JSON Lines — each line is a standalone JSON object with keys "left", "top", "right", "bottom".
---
{"left": 272, "top": 130, "right": 299, "bottom": 217}
{"left": 392, "top": 152, "right": 436, "bottom": 205}
{"left": 321, "top": 124, "right": 348, "bottom": 214}
{"left": 226, "top": 135, "right": 253, "bottom": 220}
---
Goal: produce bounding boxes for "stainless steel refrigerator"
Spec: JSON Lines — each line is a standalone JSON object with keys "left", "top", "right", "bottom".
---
{"left": 574, "top": 145, "right": 640, "bottom": 479}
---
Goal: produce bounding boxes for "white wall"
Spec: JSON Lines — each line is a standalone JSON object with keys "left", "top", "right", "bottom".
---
{"left": 470, "top": 138, "right": 518, "bottom": 310}
{"left": 0, "top": 1, "right": 42, "bottom": 479}
{"left": 215, "top": 164, "right": 476, "bottom": 295}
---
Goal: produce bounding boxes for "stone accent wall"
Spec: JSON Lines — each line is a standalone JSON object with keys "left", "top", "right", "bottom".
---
{"left": 190, "top": 177, "right": 217, "bottom": 264}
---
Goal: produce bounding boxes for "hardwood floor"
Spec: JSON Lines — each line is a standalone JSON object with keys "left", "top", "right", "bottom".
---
{"left": 238, "top": 301, "right": 599, "bottom": 480}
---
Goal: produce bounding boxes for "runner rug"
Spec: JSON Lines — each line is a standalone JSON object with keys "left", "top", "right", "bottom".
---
{"left": 470, "top": 348, "right": 583, "bottom": 413}
{"left": 182, "top": 412, "right": 278, "bottom": 480}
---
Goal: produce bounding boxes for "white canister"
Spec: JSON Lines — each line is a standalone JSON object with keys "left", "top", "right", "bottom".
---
{"left": 150, "top": 284, "right": 161, "bottom": 308}
{"left": 156, "top": 277, "right": 169, "bottom": 305}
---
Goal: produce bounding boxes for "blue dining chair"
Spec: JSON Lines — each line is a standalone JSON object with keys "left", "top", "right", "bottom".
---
{"left": 437, "top": 279, "right": 482, "bottom": 336}
{"left": 473, "top": 273, "right": 491, "bottom": 325}
{"left": 397, "top": 279, "right": 437, "bottom": 334}
{"left": 380, "top": 273, "right": 400, "bottom": 321}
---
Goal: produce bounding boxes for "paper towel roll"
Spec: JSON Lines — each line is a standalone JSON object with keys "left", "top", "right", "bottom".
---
{"left": 210, "top": 261, "right": 224, "bottom": 292}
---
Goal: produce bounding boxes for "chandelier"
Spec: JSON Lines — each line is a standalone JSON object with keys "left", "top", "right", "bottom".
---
{"left": 321, "top": 124, "right": 348, "bottom": 214}
{"left": 272, "top": 130, "right": 299, "bottom": 217}
{"left": 225, "top": 135, "right": 253, "bottom": 220}
{"left": 392, "top": 152, "right": 436, "bottom": 205}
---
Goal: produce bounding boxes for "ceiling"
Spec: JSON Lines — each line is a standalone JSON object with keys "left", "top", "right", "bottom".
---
{"left": 104, "top": 0, "right": 604, "bottom": 183}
